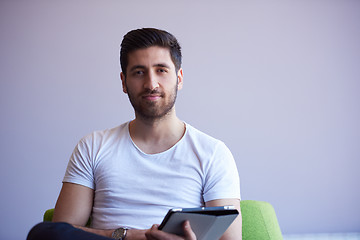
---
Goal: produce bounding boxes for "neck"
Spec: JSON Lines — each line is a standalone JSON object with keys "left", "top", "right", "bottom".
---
{"left": 129, "top": 109, "right": 186, "bottom": 154}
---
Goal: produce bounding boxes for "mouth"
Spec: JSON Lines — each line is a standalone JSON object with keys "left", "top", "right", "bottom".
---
{"left": 142, "top": 94, "right": 162, "bottom": 101}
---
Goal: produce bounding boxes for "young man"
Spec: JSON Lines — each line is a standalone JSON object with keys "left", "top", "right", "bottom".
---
{"left": 27, "top": 28, "right": 241, "bottom": 240}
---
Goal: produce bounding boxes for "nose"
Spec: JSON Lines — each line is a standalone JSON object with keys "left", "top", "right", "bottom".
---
{"left": 143, "top": 71, "right": 159, "bottom": 91}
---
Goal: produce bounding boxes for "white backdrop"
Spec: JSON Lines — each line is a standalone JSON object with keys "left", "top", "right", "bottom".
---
{"left": 1, "top": 1, "right": 359, "bottom": 239}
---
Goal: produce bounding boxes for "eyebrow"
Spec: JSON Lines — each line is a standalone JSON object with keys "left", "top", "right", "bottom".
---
{"left": 129, "top": 65, "right": 145, "bottom": 72}
{"left": 129, "top": 63, "right": 171, "bottom": 72}
{"left": 154, "top": 63, "right": 171, "bottom": 69}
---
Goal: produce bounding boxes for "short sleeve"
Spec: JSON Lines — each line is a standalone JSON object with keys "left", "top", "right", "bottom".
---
{"left": 203, "top": 142, "right": 240, "bottom": 202}
{"left": 63, "top": 137, "right": 95, "bottom": 189}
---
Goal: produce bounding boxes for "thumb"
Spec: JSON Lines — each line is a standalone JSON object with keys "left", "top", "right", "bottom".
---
{"left": 183, "top": 220, "right": 197, "bottom": 240}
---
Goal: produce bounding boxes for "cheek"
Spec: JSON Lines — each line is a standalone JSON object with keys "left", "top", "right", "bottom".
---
{"left": 123, "top": 81, "right": 139, "bottom": 93}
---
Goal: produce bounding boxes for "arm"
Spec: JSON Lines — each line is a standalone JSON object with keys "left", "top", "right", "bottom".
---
{"left": 52, "top": 182, "right": 148, "bottom": 239}
{"left": 52, "top": 182, "right": 113, "bottom": 237}
{"left": 53, "top": 183, "right": 93, "bottom": 226}
{"left": 205, "top": 199, "right": 242, "bottom": 240}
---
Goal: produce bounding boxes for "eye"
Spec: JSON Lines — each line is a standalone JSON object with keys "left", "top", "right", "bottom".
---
{"left": 133, "top": 70, "right": 144, "bottom": 76}
{"left": 157, "top": 68, "right": 168, "bottom": 74}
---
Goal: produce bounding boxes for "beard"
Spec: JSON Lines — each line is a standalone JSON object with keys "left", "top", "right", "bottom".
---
{"left": 126, "top": 83, "right": 178, "bottom": 121}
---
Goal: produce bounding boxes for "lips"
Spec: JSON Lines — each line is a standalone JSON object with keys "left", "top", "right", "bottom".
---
{"left": 141, "top": 92, "right": 164, "bottom": 101}
{"left": 140, "top": 89, "right": 164, "bottom": 101}
{"left": 143, "top": 94, "right": 161, "bottom": 101}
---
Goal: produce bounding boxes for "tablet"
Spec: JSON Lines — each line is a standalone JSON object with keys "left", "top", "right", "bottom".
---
{"left": 158, "top": 206, "right": 239, "bottom": 240}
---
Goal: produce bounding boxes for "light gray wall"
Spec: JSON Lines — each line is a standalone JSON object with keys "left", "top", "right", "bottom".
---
{"left": 1, "top": 1, "right": 359, "bottom": 239}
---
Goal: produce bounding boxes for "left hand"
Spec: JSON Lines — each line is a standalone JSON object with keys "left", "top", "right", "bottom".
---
{"left": 145, "top": 221, "right": 196, "bottom": 240}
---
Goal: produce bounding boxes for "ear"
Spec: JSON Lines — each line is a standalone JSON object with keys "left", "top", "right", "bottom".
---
{"left": 120, "top": 72, "right": 127, "bottom": 94}
{"left": 177, "top": 68, "right": 184, "bottom": 90}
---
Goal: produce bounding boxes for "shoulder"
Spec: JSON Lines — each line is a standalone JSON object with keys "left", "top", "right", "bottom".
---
{"left": 185, "top": 123, "right": 218, "bottom": 141}
{"left": 184, "top": 123, "right": 228, "bottom": 153}
{"left": 78, "top": 122, "right": 129, "bottom": 148}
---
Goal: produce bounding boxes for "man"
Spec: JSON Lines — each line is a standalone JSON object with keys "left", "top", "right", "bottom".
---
{"left": 27, "top": 28, "right": 241, "bottom": 240}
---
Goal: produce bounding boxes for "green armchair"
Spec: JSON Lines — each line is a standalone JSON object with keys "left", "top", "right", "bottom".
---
{"left": 240, "top": 200, "right": 283, "bottom": 239}
{"left": 44, "top": 200, "right": 283, "bottom": 240}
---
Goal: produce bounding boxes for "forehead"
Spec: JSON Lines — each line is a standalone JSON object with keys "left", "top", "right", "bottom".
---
{"left": 126, "top": 46, "right": 174, "bottom": 70}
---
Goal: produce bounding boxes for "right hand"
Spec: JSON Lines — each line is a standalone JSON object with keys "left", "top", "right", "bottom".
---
{"left": 145, "top": 220, "right": 197, "bottom": 240}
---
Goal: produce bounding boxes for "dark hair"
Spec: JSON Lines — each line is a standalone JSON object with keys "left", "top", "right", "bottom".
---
{"left": 120, "top": 28, "right": 182, "bottom": 77}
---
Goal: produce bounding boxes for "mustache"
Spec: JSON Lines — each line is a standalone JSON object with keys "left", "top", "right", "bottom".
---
{"left": 141, "top": 89, "right": 164, "bottom": 96}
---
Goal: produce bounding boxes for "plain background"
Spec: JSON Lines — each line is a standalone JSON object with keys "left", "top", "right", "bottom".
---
{"left": 1, "top": 0, "right": 359, "bottom": 239}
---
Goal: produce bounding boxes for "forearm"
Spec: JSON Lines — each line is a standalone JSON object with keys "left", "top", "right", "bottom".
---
{"left": 73, "top": 225, "right": 113, "bottom": 238}
{"left": 73, "top": 225, "right": 147, "bottom": 240}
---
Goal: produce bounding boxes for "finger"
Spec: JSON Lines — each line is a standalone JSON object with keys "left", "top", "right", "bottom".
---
{"left": 183, "top": 221, "right": 197, "bottom": 240}
{"left": 151, "top": 224, "right": 160, "bottom": 230}
{"left": 147, "top": 226, "right": 183, "bottom": 240}
{"left": 145, "top": 224, "right": 160, "bottom": 240}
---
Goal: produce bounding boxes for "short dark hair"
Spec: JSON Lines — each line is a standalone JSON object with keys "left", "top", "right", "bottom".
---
{"left": 120, "top": 28, "right": 182, "bottom": 77}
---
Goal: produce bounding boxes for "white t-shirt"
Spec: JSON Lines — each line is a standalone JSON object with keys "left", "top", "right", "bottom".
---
{"left": 63, "top": 122, "right": 240, "bottom": 230}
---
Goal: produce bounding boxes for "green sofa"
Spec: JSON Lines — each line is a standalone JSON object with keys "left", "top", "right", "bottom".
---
{"left": 44, "top": 200, "right": 283, "bottom": 240}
